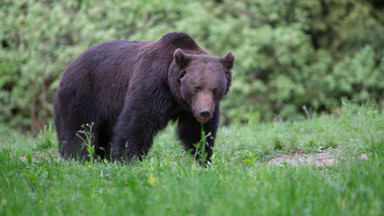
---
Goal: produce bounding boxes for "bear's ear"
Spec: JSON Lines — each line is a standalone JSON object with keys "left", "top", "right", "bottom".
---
{"left": 173, "top": 48, "right": 191, "bottom": 68}
{"left": 220, "top": 51, "right": 235, "bottom": 70}
{"left": 179, "top": 69, "right": 187, "bottom": 80}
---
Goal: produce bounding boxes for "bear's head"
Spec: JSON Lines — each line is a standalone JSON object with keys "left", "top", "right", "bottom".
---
{"left": 172, "top": 48, "right": 235, "bottom": 123}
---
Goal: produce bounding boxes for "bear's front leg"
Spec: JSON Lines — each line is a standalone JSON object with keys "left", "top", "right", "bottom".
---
{"left": 177, "top": 106, "right": 220, "bottom": 164}
{"left": 111, "top": 93, "right": 172, "bottom": 161}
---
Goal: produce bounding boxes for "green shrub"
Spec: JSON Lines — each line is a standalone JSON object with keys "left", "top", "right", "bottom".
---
{"left": 1, "top": 0, "right": 383, "bottom": 131}
{"left": 333, "top": 45, "right": 384, "bottom": 107}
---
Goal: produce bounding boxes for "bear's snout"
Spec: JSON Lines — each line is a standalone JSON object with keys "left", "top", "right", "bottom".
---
{"left": 194, "top": 110, "right": 212, "bottom": 123}
{"left": 192, "top": 92, "right": 215, "bottom": 123}
{"left": 199, "top": 109, "right": 211, "bottom": 118}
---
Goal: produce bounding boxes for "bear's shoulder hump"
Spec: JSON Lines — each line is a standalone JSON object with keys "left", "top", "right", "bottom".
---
{"left": 158, "top": 32, "right": 199, "bottom": 49}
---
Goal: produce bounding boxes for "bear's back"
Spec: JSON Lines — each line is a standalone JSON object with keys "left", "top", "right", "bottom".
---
{"left": 56, "top": 33, "right": 206, "bottom": 114}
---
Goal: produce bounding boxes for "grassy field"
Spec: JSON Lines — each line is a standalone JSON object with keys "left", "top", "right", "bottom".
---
{"left": 1, "top": 104, "right": 383, "bottom": 216}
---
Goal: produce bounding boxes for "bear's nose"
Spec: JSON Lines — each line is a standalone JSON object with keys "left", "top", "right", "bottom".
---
{"left": 199, "top": 109, "right": 211, "bottom": 118}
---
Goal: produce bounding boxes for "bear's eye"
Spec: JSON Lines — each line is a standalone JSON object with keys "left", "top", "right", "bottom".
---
{"left": 212, "top": 88, "right": 218, "bottom": 95}
{"left": 194, "top": 87, "right": 201, "bottom": 92}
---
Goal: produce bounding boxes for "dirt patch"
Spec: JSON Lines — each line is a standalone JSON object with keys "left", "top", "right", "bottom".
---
{"left": 269, "top": 150, "right": 368, "bottom": 167}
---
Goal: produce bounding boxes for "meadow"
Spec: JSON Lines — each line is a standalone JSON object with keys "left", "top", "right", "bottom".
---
{"left": 1, "top": 104, "right": 383, "bottom": 216}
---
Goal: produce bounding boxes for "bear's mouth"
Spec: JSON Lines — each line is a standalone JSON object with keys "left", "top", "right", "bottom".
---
{"left": 193, "top": 111, "right": 211, "bottom": 123}
{"left": 196, "top": 116, "right": 210, "bottom": 123}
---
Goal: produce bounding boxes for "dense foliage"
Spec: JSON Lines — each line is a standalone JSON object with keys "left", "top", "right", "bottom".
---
{"left": 1, "top": 0, "right": 384, "bottom": 131}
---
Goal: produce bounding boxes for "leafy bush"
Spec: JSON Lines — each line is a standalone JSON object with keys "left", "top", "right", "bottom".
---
{"left": 1, "top": 0, "right": 383, "bottom": 131}
{"left": 333, "top": 45, "right": 384, "bottom": 106}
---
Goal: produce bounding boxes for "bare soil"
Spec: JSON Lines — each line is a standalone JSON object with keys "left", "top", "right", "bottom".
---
{"left": 269, "top": 150, "right": 368, "bottom": 167}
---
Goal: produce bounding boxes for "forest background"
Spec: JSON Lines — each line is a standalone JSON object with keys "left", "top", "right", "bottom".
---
{"left": 1, "top": 0, "right": 384, "bottom": 132}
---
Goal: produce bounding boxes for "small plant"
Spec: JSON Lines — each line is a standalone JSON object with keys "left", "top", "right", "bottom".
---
{"left": 193, "top": 123, "right": 211, "bottom": 165}
{"left": 243, "top": 151, "right": 258, "bottom": 165}
{"left": 35, "top": 123, "right": 56, "bottom": 151}
{"left": 273, "top": 137, "right": 283, "bottom": 150}
{"left": 76, "top": 122, "right": 95, "bottom": 164}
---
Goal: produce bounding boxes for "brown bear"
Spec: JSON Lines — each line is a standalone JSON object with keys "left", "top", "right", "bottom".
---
{"left": 54, "top": 32, "right": 235, "bottom": 163}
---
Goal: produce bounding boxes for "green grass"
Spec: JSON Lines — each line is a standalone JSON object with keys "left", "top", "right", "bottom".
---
{"left": 1, "top": 104, "right": 383, "bottom": 215}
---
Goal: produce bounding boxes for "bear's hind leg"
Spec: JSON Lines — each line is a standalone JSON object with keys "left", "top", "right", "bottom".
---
{"left": 57, "top": 112, "right": 100, "bottom": 160}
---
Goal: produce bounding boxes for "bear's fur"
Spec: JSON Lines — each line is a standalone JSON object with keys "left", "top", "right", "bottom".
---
{"left": 54, "top": 32, "right": 235, "bottom": 163}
